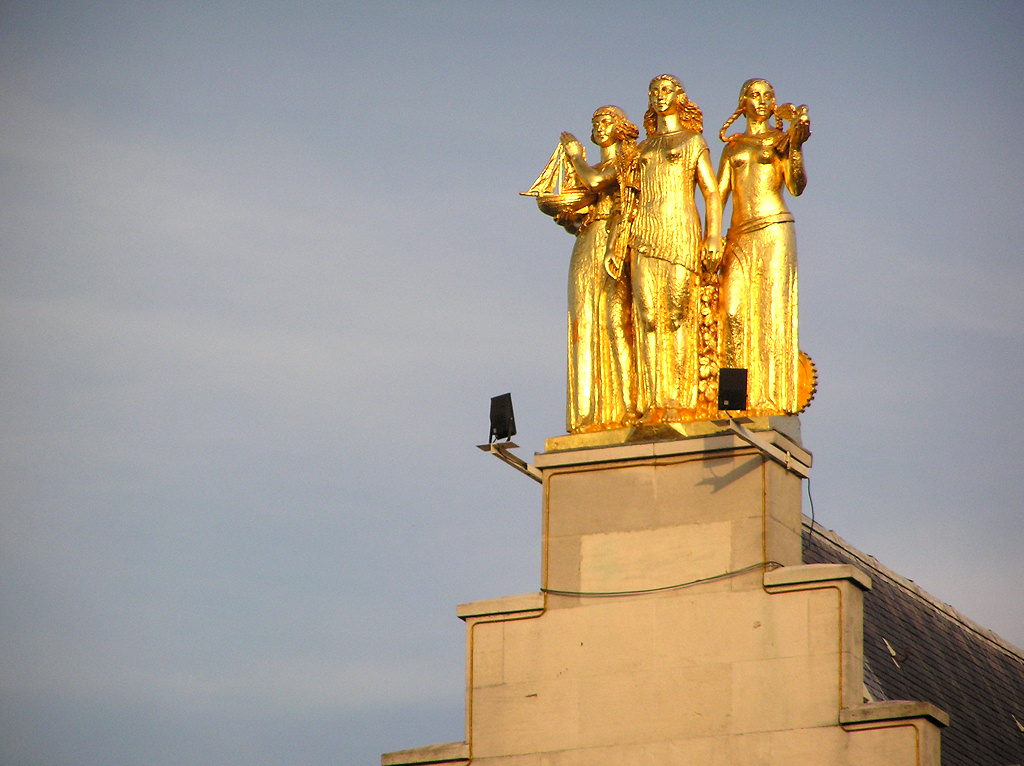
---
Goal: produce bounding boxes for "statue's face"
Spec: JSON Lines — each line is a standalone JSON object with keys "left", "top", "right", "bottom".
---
{"left": 591, "top": 113, "right": 617, "bottom": 147}
{"left": 649, "top": 78, "right": 681, "bottom": 115}
{"left": 741, "top": 81, "right": 774, "bottom": 121}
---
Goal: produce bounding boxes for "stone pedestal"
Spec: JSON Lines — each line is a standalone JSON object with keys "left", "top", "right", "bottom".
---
{"left": 383, "top": 421, "right": 946, "bottom": 766}
{"left": 537, "top": 424, "right": 808, "bottom": 602}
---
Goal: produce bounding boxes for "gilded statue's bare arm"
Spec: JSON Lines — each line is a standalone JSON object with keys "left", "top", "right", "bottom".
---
{"left": 783, "top": 143, "right": 807, "bottom": 197}
{"left": 695, "top": 149, "right": 723, "bottom": 268}
{"left": 780, "top": 109, "right": 810, "bottom": 197}
{"left": 717, "top": 145, "right": 733, "bottom": 209}
{"left": 561, "top": 132, "right": 616, "bottom": 191}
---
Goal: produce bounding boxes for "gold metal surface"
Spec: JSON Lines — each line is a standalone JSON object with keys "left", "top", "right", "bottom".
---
{"left": 524, "top": 76, "right": 815, "bottom": 436}
{"left": 797, "top": 350, "right": 818, "bottom": 413}
{"left": 522, "top": 144, "right": 597, "bottom": 217}
{"left": 631, "top": 75, "right": 722, "bottom": 423}
{"left": 525, "top": 106, "right": 641, "bottom": 433}
{"left": 718, "top": 79, "right": 810, "bottom": 415}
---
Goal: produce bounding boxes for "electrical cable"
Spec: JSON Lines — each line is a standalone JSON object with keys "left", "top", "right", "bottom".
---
{"left": 541, "top": 559, "right": 783, "bottom": 598}
{"left": 804, "top": 474, "right": 817, "bottom": 550}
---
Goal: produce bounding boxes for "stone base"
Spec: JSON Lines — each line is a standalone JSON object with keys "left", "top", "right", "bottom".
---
{"left": 537, "top": 424, "right": 810, "bottom": 597}
{"left": 383, "top": 423, "right": 946, "bottom": 766}
{"left": 544, "top": 415, "right": 803, "bottom": 453}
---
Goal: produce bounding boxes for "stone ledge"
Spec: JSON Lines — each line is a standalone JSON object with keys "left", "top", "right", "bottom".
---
{"left": 764, "top": 563, "right": 872, "bottom": 591}
{"left": 536, "top": 439, "right": 660, "bottom": 467}
{"left": 537, "top": 422, "right": 810, "bottom": 471}
{"left": 840, "top": 700, "right": 950, "bottom": 728}
{"left": 542, "top": 415, "right": 803, "bottom": 454}
{"left": 381, "top": 741, "right": 469, "bottom": 766}
{"left": 457, "top": 592, "right": 544, "bottom": 621}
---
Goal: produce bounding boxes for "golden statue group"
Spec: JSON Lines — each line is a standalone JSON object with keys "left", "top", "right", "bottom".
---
{"left": 523, "top": 75, "right": 816, "bottom": 434}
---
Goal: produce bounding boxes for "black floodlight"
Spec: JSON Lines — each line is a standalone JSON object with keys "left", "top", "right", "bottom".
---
{"left": 489, "top": 393, "right": 517, "bottom": 443}
{"left": 718, "top": 368, "right": 748, "bottom": 411}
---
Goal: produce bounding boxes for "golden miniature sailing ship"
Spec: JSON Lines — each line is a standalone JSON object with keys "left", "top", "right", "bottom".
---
{"left": 520, "top": 143, "right": 596, "bottom": 218}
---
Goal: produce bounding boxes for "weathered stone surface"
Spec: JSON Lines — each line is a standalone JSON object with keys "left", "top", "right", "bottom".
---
{"left": 386, "top": 430, "right": 946, "bottom": 766}
{"left": 381, "top": 741, "right": 468, "bottom": 765}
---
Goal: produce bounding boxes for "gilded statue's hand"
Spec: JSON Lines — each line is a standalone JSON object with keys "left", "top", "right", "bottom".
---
{"left": 702, "top": 237, "right": 724, "bottom": 272}
{"left": 791, "top": 107, "right": 811, "bottom": 146}
{"left": 560, "top": 132, "right": 583, "bottom": 158}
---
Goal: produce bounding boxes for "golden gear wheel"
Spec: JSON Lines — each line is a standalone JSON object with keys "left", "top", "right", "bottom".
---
{"left": 797, "top": 350, "right": 818, "bottom": 413}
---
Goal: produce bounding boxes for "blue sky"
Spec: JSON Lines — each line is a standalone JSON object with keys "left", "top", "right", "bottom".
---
{"left": 2, "top": 2, "right": 1023, "bottom": 764}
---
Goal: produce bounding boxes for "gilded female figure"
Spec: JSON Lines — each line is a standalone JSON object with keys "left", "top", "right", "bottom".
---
{"left": 631, "top": 75, "right": 722, "bottom": 419}
{"left": 717, "top": 79, "right": 810, "bottom": 413}
{"left": 559, "top": 106, "right": 640, "bottom": 431}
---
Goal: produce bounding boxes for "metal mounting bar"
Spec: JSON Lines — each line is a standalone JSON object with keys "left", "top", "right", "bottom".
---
{"left": 713, "top": 418, "right": 811, "bottom": 479}
{"left": 476, "top": 441, "right": 543, "bottom": 483}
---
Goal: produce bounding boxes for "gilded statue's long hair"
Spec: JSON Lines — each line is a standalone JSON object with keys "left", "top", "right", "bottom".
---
{"left": 591, "top": 106, "right": 642, "bottom": 280}
{"left": 719, "top": 78, "right": 783, "bottom": 142}
{"left": 642, "top": 74, "right": 703, "bottom": 137}
{"left": 590, "top": 105, "right": 639, "bottom": 207}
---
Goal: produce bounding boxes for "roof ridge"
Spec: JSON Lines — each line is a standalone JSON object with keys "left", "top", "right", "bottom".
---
{"left": 801, "top": 517, "right": 1024, "bottom": 664}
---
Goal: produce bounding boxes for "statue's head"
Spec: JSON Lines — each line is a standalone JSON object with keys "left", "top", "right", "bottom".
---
{"left": 648, "top": 74, "right": 686, "bottom": 116}
{"left": 720, "top": 78, "right": 779, "bottom": 141}
{"left": 643, "top": 74, "right": 703, "bottom": 137}
{"left": 738, "top": 78, "right": 775, "bottom": 120}
{"left": 592, "top": 105, "right": 639, "bottom": 147}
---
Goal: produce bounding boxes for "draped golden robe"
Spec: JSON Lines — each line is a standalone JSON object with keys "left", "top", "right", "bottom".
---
{"left": 566, "top": 183, "right": 634, "bottom": 432}
{"left": 630, "top": 130, "right": 709, "bottom": 414}
{"left": 719, "top": 211, "right": 798, "bottom": 413}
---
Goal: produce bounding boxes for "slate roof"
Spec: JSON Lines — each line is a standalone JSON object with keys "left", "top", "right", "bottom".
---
{"left": 802, "top": 520, "right": 1024, "bottom": 766}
